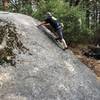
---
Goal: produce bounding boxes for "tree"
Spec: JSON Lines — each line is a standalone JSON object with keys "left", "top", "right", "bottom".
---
{"left": 2, "top": 0, "right": 9, "bottom": 11}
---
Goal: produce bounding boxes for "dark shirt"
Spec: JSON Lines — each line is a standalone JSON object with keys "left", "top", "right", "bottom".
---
{"left": 45, "top": 16, "right": 61, "bottom": 30}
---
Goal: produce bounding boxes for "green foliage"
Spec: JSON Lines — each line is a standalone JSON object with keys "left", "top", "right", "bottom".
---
{"left": 33, "top": 1, "right": 93, "bottom": 43}
{"left": 63, "top": 6, "right": 94, "bottom": 43}
{"left": 19, "top": 4, "right": 33, "bottom": 15}
{"left": 32, "top": 0, "right": 67, "bottom": 19}
{"left": 0, "top": 3, "right": 3, "bottom": 10}
{"left": 9, "top": 0, "right": 33, "bottom": 16}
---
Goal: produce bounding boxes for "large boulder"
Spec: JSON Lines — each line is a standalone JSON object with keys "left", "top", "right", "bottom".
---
{"left": 0, "top": 11, "right": 100, "bottom": 100}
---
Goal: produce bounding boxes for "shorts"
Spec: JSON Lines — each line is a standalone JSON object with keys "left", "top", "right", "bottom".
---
{"left": 56, "top": 28, "right": 64, "bottom": 40}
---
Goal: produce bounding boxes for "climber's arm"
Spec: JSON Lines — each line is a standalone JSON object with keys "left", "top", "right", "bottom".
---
{"left": 37, "top": 21, "right": 50, "bottom": 27}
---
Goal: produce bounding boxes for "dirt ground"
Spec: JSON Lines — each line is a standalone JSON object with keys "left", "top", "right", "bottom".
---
{"left": 71, "top": 45, "right": 100, "bottom": 79}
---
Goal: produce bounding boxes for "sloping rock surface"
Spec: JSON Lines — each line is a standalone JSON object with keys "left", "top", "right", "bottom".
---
{"left": 0, "top": 11, "right": 100, "bottom": 100}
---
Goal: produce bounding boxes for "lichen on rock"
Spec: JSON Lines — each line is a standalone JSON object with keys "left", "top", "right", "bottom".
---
{"left": 0, "top": 19, "right": 27, "bottom": 66}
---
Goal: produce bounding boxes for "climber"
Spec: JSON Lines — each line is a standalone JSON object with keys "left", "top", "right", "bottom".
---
{"left": 37, "top": 12, "right": 68, "bottom": 50}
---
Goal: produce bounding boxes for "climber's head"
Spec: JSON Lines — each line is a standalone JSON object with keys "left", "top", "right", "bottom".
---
{"left": 46, "top": 12, "right": 52, "bottom": 17}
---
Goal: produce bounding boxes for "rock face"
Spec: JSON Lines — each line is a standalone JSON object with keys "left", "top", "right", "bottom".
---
{"left": 0, "top": 11, "right": 100, "bottom": 100}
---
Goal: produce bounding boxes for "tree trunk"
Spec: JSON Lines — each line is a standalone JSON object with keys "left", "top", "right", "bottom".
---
{"left": 2, "top": 0, "right": 9, "bottom": 11}
{"left": 75, "top": 0, "right": 80, "bottom": 6}
{"left": 86, "top": 10, "right": 90, "bottom": 28}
